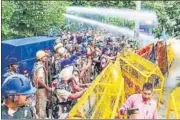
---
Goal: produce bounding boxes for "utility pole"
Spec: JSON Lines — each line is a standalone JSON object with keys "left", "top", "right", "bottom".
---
{"left": 134, "top": 1, "right": 141, "bottom": 41}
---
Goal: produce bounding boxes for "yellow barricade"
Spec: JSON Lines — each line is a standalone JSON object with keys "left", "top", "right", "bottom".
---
{"left": 118, "top": 50, "right": 165, "bottom": 109}
{"left": 68, "top": 62, "right": 125, "bottom": 119}
{"left": 167, "top": 43, "right": 174, "bottom": 68}
{"left": 166, "top": 87, "right": 180, "bottom": 119}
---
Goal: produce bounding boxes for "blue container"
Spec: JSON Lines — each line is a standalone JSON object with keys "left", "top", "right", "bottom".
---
{"left": 2, "top": 36, "right": 58, "bottom": 77}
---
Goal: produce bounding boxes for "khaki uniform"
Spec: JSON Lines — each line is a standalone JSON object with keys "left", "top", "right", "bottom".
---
{"left": 55, "top": 81, "right": 73, "bottom": 117}
{"left": 32, "top": 61, "right": 48, "bottom": 119}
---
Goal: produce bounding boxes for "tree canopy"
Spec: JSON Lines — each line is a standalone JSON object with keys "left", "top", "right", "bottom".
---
{"left": 2, "top": 1, "right": 180, "bottom": 40}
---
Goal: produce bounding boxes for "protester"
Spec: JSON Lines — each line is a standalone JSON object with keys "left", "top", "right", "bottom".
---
{"left": 118, "top": 82, "right": 158, "bottom": 119}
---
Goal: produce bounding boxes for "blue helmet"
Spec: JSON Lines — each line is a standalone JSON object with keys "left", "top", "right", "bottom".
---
{"left": 19, "top": 61, "right": 29, "bottom": 74}
{"left": 2, "top": 74, "right": 37, "bottom": 97}
{"left": 8, "top": 58, "right": 18, "bottom": 65}
{"left": 60, "top": 59, "right": 72, "bottom": 68}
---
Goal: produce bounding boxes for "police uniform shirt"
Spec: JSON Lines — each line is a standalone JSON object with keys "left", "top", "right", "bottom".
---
{"left": 56, "top": 89, "right": 71, "bottom": 103}
{"left": 36, "top": 64, "right": 46, "bottom": 84}
{"left": 32, "top": 62, "right": 47, "bottom": 87}
{"left": 55, "top": 77, "right": 72, "bottom": 102}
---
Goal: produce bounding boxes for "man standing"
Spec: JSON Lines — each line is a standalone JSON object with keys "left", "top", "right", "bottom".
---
{"left": 3, "top": 58, "right": 19, "bottom": 79}
{"left": 32, "top": 50, "right": 52, "bottom": 118}
{"left": 55, "top": 66, "right": 86, "bottom": 119}
{"left": 119, "top": 82, "right": 159, "bottom": 119}
{"left": 1, "top": 74, "right": 37, "bottom": 119}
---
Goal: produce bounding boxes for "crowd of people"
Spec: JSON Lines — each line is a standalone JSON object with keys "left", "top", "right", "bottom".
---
{"left": 1, "top": 28, "right": 142, "bottom": 119}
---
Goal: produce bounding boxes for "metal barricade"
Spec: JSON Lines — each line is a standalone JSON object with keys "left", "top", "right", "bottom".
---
{"left": 118, "top": 50, "right": 165, "bottom": 109}
{"left": 68, "top": 62, "right": 125, "bottom": 119}
{"left": 166, "top": 87, "right": 180, "bottom": 119}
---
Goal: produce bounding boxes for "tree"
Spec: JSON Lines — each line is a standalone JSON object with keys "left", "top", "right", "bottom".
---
{"left": 2, "top": 1, "right": 71, "bottom": 40}
{"left": 164, "top": 1, "right": 180, "bottom": 37}
{"left": 2, "top": 1, "right": 17, "bottom": 40}
{"left": 2, "top": 1, "right": 180, "bottom": 40}
{"left": 141, "top": 1, "right": 180, "bottom": 38}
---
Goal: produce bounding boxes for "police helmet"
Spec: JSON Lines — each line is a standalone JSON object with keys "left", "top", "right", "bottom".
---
{"left": 55, "top": 38, "right": 61, "bottom": 44}
{"left": 19, "top": 61, "right": 29, "bottom": 74}
{"left": 57, "top": 47, "right": 67, "bottom": 57}
{"left": 8, "top": 58, "right": 18, "bottom": 65}
{"left": 2, "top": 74, "right": 37, "bottom": 97}
{"left": 54, "top": 43, "right": 63, "bottom": 51}
{"left": 36, "top": 50, "right": 46, "bottom": 60}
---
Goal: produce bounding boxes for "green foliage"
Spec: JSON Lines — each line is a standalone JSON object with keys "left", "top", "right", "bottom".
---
{"left": 2, "top": 1, "right": 71, "bottom": 40}
{"left": 141, "top": 1, "right": 180, "bottom": 38}
{"left": 2, "top": 1, "right": 180, "bottom": 40}
{"left": 2, "top": 1, "right": 18, "bottom": 40}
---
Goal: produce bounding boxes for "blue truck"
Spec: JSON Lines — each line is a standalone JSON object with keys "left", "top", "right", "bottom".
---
{"left": 2, "top": 36, "right": 58, "bottom": 78}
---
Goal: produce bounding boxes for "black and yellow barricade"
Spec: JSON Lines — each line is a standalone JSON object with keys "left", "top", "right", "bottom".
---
{"left": 117, "top": 50, "right": 165, "bottom": 109}
{"left": 68, "top": 62, "right": 125, "bottom": 119}
{"left": 166, "top": 87, "right": 180, "bottom": 119}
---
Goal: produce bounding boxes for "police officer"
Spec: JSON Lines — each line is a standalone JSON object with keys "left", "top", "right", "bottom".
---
{"left": 32, "top": 50, "right": 52, "bottom": 119}
{"left": 1, "top": 74, "right": 37, "bottom": 119}
{"left": 53, "top": 43, "right": 64, "bottom": 75}
{"left": 54, "top": 38, "right": 62, "bottom": 46}
{"left": 58, "top": 47, "right": 70, "bottom": 59}
{"left": 19, "top": 61, "right": 30, "bottom": 78}
{"left": 19, "top": 62, "right": 37, "bottom": 118}
{"left": 54, "top": 43, "right": 63, "bottom": 53}
{"left": 55, "top": 66, "right": 86, "bottom": 119}
{"left": 72, "top": 66, "right": 91, "bottom": 89}
{"left": 3, "top": 58, "right": 19, "bottom": 79}
{"left": 54, "top": 46, "right": 70, "bottom": 75}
